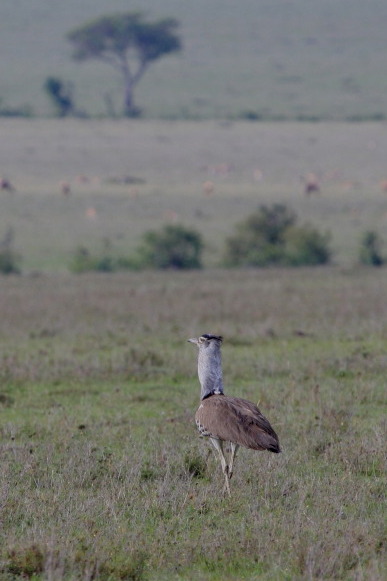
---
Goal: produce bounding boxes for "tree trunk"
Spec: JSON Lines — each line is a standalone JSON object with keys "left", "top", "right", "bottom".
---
{"left": 123, "top": 76, "right": 142, "bottom": 117}
{"left": 121, "top": 57, "right": 147, "bottom": 117}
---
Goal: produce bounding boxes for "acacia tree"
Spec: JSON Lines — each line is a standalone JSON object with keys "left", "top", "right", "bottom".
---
{"left": 67, "top": 12, "right": 181, "bottom": 116}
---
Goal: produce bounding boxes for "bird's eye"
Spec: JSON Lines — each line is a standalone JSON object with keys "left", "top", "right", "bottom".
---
{"left": 199, "top": 336, "right": 206, "bottom": 343}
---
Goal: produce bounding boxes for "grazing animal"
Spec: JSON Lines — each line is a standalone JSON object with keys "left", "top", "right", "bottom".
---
{"left": 188, "top": 334, "right": 280, "bottom": 495}
{"left": 202, "top": 180, "right": 215, "bottom": 195}
{"left": 379, "top": 179, "right": 387, "bottom": 193}
{"left": 59, "top": 181, "right": 71, "bottom": 196}
{"left": 85, "top": 207, "right": 97, "bottom": 220}
{"left": 0, "top": 178, "right": 15, "bottom": 193}
{"left": 302, "top": 172, "right": 320, "bottom": 196}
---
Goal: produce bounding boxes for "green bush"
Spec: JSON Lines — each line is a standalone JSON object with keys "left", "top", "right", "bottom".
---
{"left": 70, "top": 225, "right": 204, "bottom": 273}
{"left": 69, "top": 244, "right": 124, "bottom": 273}
{"left": 0, "top": 228, "right": 21, "bottom": 274}
{"left": 283, "top": 225, "right": 331, "bottom": 266}
{"left": 0, "top": 249, "right": 21, "bottom": 274}
{"left": 223, "top": 203, "right": 331, "bottom": 267}
{"left": 136, "top": 224, "right": 203, "bottom": 269}
{"left": 359, "top": 231, "right": 384, "bottom": 266}
{"left": 43, "top": 77, "right": 74, "bottom": 117}
{"left": 224, "top": 204, "right": 295, "bottom": 266}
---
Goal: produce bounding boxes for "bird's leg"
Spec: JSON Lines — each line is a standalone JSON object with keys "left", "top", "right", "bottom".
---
{"left": 228, "top": 442, "right": 239, "bottom": 479}
{"left": 223, "top": 473, "right": 231, "bottom": 496}
{"left": 210, "top": 437, "right": 228, "bottom": 475}
{"left": 210, "top": 437, "right": 231, "bottom": 495}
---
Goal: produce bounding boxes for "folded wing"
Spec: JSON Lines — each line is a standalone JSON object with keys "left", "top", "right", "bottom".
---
{"left": 196, "top": 394, "right": 280, "bottom": 453}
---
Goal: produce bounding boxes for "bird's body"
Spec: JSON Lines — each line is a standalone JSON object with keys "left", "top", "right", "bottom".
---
{"left": 195, "top": 394, "right": 280, "bottom": 452}
{"left": 188, "top": 333, "right": 280, "bottom": 495}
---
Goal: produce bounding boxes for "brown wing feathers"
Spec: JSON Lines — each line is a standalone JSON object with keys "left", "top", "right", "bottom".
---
{"left": 195, "top": 395, "right": 280, "bottom": 453}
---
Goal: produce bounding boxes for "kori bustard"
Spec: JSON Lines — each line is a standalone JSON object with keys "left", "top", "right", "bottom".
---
{"left": 188, "top": 334, "right": 280, "bottom": 495}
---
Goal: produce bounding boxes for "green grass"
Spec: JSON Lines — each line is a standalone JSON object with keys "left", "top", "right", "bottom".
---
{"left": 0, "top": 268, "right": 386, "bottom": 579}
{"left": 1, "top": 0, "right": 387, "bottom": 119}
{"left": 1, "top": 119, "right": 387, "bottom": 271}
{"left": 0, "top": 118, "right": 386, "bottom": 578}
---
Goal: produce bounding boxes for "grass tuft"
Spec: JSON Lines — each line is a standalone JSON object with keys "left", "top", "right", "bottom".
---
{"left": 6, "top": 544, "right": 45, "bottom": 578}
{"left": 99, "top": 550, "right": 149, "bottom": 581}
{"left": 184, "top": 450, "right": 208, "bottom": 479}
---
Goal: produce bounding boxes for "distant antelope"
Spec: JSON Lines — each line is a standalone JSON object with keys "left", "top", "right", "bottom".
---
{"left": 85, "top": 207, "right": 97, "bottom": 220}
{"left": 75, "top": 175, "right": 89, "bottom": 184}
{"left": 302, "top": 172, "right": 320, "bottom": 196}
{"left": 205, "top": 163, "right": 233, "bottom": 178}
{"left": 0, "top": 178, "right": 15, "bottom": 193}
{"left": 202, "top": 181, "right": 215, "bottom": 195}
{"left": 379, "top": 180, "right": 387, "bottom": 193}
{"left": 59, "top": 181, "right": 71, "bottom": 196}
{"left": 163, "top": 209, "right": 179, "bottom": 222}
{"left": 253, "top": 169, "right": 263, "bottom": 182}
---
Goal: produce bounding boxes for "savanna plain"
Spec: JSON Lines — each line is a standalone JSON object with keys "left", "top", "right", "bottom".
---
{"left": 2, "top": 0, "right": 387, "bottom": 121}
{"left": 0, "top": 120, "right": 386, "bottom": 580}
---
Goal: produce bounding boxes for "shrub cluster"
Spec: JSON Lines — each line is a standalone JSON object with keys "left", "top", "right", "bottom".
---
{"left": 68, "top": 205, "right": 334, "bottom": 273}
{"left": 0, "top": 228, "right": 21, "bottom": 274}
{"left": 69, "top": 205, "right": 332, "bottom": 273}
{"left": 0, "top": 248, "right": 21, "bottom": 274}
{"left": 69, "top": 246, "right": 116, "bottom": 273}
{"left": 359, "top": 230, "right": 385, "bottom": 266}
{"left": 223, "top": 203, "right": 331, "bottom": 267}
{"left": 43, "top": 77, "right": 74, "bottom": 117}
{"left": 69, "top": 244, "right": 137, "bottom": 274}
{"left": 5, "top": 207, "right": 386, "bottom": 274}
{"left": 135, "top": 224, "right": 203, "bottom": 270}
{"left": 69, "top": 226, "right": 203, "bottom": 273}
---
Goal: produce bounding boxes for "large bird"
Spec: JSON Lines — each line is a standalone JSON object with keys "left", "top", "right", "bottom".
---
{"left": 188, "top": 333, "right": 280, "bottom": 495}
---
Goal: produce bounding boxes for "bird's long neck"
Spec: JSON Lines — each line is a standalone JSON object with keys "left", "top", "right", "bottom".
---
{"left": 198, "top": 346, "right": 224, "bottom": 400}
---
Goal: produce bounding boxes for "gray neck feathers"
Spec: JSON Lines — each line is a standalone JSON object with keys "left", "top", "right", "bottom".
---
{"left": 197, "top": 342, "right": 224, "bottom": 400}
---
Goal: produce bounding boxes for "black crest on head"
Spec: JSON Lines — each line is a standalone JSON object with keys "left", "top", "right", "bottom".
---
{"left": 201, "top": 334, "right": 223, "bottom": 342}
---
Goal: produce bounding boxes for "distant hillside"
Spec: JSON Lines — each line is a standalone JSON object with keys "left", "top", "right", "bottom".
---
{"left": 1, "top": 0, "right": 387, "bottom": 119}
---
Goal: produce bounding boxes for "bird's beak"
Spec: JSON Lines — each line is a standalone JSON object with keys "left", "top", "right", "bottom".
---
{"left": 187, "top": 337, "right": 198, "bottom": 344}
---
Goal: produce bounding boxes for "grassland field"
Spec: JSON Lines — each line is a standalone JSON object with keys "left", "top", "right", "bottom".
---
{"left": 1, "top": 2, "right": 387, "bottom": 578}
{"left": 0, "top": 267, "right": 386, "bottom": 580}
{"left": 2, "top": 120, "right": 387, "bottom": 271}
{"left": 0, "top": 119, "right": 386, "bottom": 579}
{"left": 2, "top": 0, "right": 387, "bottom": 120}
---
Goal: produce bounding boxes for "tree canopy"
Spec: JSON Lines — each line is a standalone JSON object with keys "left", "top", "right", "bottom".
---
{"left": 67, "top": 12, "right": 182, "bottom": 116}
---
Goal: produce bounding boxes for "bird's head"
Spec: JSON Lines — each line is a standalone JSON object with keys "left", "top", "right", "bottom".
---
{"left": 188, "top": 334, "right": 223, "bottom": 350}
